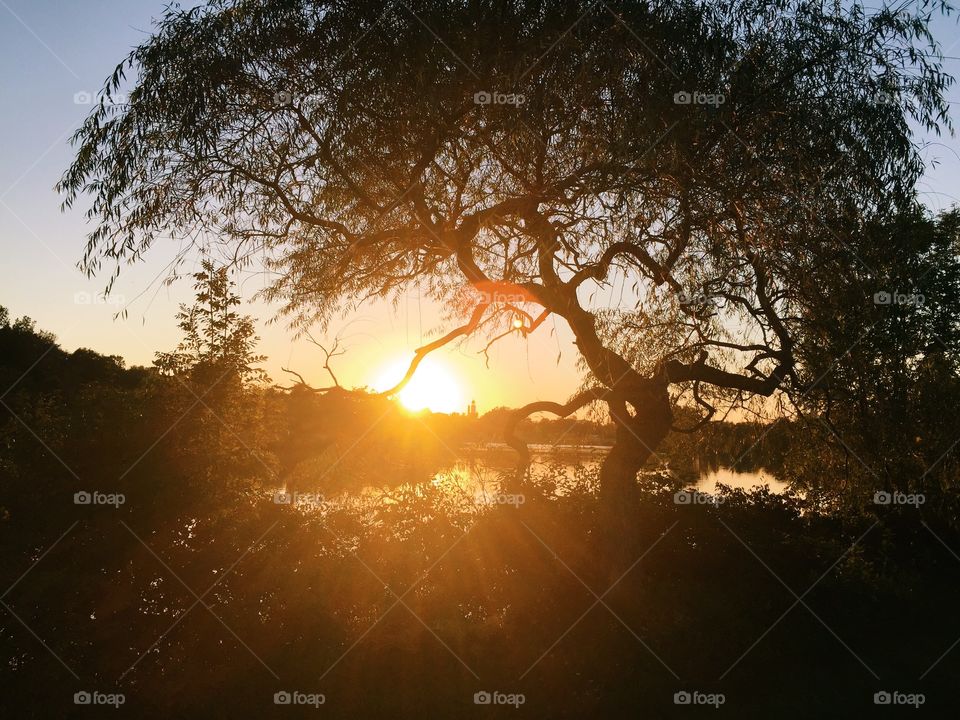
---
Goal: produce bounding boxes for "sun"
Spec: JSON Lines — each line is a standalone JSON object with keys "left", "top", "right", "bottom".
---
{"left": 371, "top": 356, "right": 465, "bottom": 414}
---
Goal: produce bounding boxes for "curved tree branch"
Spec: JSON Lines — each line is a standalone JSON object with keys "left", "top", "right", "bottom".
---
{"left": 504, "top": 387, "right": 609, "bottom": 473}
{"left": 375, "top": 302, "right": 490, "bottom": 398}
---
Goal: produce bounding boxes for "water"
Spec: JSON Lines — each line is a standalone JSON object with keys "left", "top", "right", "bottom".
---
{"left": 276, "top": 446, "right": 786, "bottom": 510}
{"left": 432, "top": 445, "right": 787, "bottom": 501}
{"left": 693, "top": 466, "right": 787, "bottom": 495}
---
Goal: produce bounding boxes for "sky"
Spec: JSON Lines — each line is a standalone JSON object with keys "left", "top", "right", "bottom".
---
{"left": 1, "top": 0, "right": 959, "bottom": 413}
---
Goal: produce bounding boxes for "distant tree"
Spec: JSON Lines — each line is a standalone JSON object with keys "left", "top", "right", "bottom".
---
{"left": 155, "top": 259, "right": 267, "bottom": 388}
{"left": 0, "top": 307, "right": 59, "bottom": 388}
{"left": 60, "top": 0, "right": 953, "bottom": 507}
{"left": 153, "top": 260, "right": 273, "bottom": 489}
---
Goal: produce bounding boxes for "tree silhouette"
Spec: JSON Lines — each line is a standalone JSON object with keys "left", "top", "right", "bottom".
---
{"left": 152, "top": 260, "right": 272, "bottom": 490}
{"left": 787, "top": 208, "right": 960, "bottom": 507}
{"left": 155, "top": 259, "right": 267, "bottom": 388}
{"left": 59, "top": 0, "right": 953, "bottom": 504}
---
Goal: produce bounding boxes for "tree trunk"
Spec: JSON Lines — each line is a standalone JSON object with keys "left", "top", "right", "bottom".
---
{"left": 599, "top": 379, "right": 672, "bottom": 514}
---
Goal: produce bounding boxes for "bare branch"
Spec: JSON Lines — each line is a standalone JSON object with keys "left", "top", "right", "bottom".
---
{"left": 375, "top": 302, "right": 490, "bottom": 398}
{"left": 304, "top": 331, "right": 345, "bottom": 388}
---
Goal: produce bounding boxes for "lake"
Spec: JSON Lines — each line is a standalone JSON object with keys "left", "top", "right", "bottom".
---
{"left": 278, "top": 444, "right": 787, "bottom": 511}
{"left": 429, "top": 444, "right": 787, "bottom": 504}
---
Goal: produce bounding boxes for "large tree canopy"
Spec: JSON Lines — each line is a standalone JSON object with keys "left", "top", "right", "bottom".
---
{"left": 60, "top": 0, "right": 953, "bottom": 501}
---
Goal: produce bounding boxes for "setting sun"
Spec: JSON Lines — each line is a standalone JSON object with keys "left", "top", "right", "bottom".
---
{"left": 372, "top": 356, "right": 465, "bottom": 414}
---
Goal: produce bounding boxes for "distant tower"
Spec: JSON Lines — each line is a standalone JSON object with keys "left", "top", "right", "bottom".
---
{"left": 467, "top": 399, "right": 478, "bottom": 418}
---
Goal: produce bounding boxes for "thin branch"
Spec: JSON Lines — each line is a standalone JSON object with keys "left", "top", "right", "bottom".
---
{"left": 375, "top": 302, "right": 490, "bottom": 398}
{"left": 304, "top": 331, "right": 345, "bottom": 388}
{"left": 671, "top": 381, "right": 717, "bottom": 433}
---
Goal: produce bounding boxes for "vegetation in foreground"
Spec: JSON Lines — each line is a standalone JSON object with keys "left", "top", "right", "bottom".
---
{"left": 3, "top": 458, "right": 960, "bottom": 717}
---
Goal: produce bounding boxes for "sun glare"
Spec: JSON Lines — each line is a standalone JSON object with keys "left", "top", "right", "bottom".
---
{"left": 372, "top": 356, "right": 465, "bottom": 414}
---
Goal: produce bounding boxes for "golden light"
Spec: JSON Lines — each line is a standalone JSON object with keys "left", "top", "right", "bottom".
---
{"left": 372, "top": 356, "right": 465, "bottom": 414}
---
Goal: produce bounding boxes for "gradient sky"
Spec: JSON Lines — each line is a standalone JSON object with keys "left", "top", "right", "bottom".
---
{"left": 2, "top": 0, "right": 959, "bottom": 412}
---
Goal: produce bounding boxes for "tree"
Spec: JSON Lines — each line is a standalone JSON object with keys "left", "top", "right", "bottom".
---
{"left": 153, "top": 260, "right": 272, "bottom": 490}
{"left": 59, "top": 0, "right": 953, "bottom": 506}
{"left": 787, "top": 209, "right": 960, "bottom": 509}
{"left": 154, "top": 259, "right": 267, "bottom": 388}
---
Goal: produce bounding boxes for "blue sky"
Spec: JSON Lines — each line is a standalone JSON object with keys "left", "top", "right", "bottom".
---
{"left": 1, "top": 0, "right": 958, "bottom": 410}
